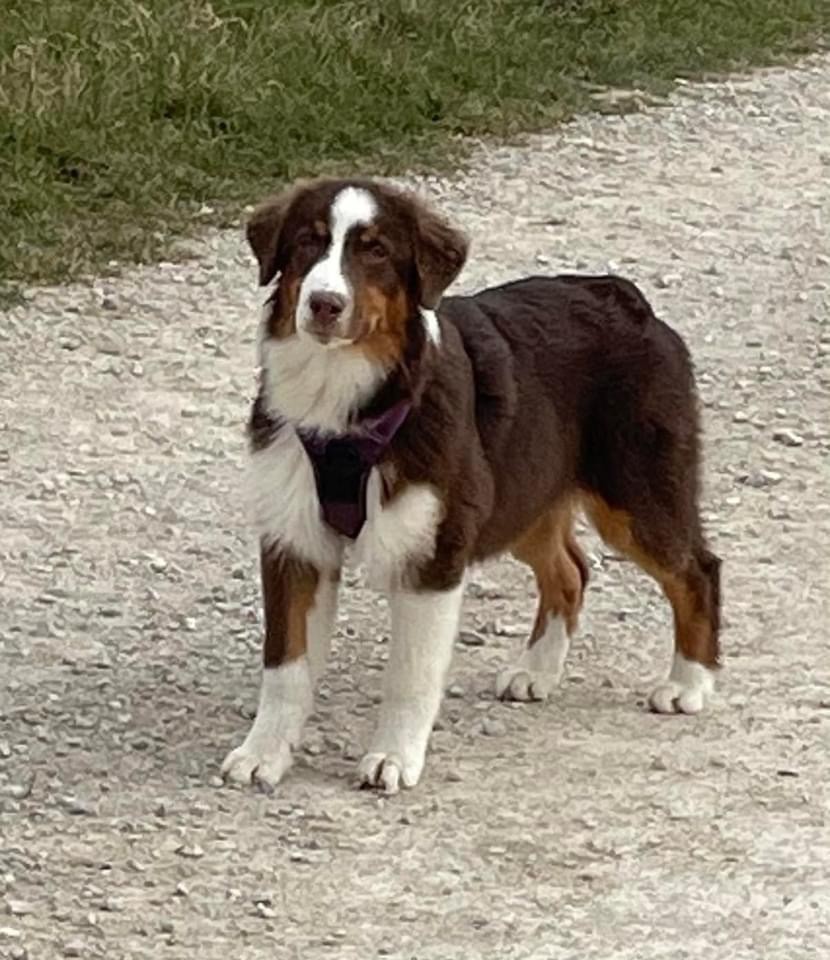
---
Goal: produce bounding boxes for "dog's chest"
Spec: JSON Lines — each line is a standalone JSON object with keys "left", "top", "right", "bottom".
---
{"left": 248, "top": 426, "right": 442, "bottom": 584}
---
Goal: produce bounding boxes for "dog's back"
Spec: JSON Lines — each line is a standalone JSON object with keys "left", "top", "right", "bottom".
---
{"left": 438, "top": 274, "right": 701, "bottom": 556}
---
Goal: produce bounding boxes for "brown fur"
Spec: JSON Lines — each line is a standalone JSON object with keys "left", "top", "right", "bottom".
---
{"left": 259, "top": 551, "right": 318, "bottom": 666}
{"left": 511, "top": 500, "right": 588, "bottom": 637}
{"left": 357, "top": 284, "right": 410, "bottom": 367}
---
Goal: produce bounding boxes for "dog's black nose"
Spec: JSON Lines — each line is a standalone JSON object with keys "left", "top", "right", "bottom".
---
{"left": 309, "top": 291, "right": 346, "bottom": 326}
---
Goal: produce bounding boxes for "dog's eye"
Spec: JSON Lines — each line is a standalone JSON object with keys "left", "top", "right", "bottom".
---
{"left": 364, "top": 240, "right": 388, "bottom": 261}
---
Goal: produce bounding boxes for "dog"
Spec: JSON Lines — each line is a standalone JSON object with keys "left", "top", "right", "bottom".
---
{"left": 221, "top": 177, "right": 721, "bottom": 794}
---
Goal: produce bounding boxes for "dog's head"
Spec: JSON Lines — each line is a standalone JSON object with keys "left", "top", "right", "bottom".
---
{"left": 247, "top": 178, "right": 468, "bottom": 361}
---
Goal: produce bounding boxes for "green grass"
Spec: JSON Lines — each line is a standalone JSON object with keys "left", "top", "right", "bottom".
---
{"left": 1, "top": 0, "right": 828, "bottom": 288}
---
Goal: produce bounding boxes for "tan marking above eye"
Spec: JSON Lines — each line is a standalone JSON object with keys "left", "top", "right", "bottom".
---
{"left": 313, "top": 220, "right": 328, "bottom": 237}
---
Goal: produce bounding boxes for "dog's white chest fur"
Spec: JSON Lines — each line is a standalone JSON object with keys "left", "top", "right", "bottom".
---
{"left": 248, "top": 425, "right": 442, "bottom": 585}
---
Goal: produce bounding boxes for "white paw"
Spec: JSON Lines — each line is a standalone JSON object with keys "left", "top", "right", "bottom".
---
{"left": 221, "top": 736, "right": 292, "bottom": 791}
{"left": 495, "top": 617, "right": 569, "bottom": 702}
{"left": 495, "top": 667, "right": 556, "bottom": 702}
{"left": 357, "top": 750, "right": 425, "bottom": 795}
{"left": 648, "top": 681, "right": 706, "bottom": 714}
{"left": 648, "top": 655, "right": 715, "bottom": 715}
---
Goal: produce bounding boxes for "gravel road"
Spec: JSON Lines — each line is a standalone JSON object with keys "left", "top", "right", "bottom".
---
{"left": 1, "top": 55, "right": 829, "bottom": 960}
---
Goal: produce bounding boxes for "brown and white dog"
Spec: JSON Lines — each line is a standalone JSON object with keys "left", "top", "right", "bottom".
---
{"left": 222, "top": 177, "right": 721, "bottom": 794}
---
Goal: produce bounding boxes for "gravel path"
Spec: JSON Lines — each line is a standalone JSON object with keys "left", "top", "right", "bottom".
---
{"left": 2, "top": 55, "right": 829, "bottom": 960}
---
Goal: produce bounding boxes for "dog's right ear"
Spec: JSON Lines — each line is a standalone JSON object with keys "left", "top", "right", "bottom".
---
{"left": 246, "top": 188, "right": 298, "bottom": 287}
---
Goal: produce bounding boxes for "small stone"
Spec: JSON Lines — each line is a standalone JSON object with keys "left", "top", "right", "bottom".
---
{"left": 63, "top": 941, "right": 86, "bottom": 958}
{"left": 650, "top": 757, "right": 668, "bottom": 771}
{"left": 175, "top": 843, "right": 204, "bottom": 859}
{"left": 95, "top": 333, "right": 123, "bottom": 355}
{"left": 2, "top": 780, "right": 33, "bottom": 801}
{"left": 773, "top": 428, "right": 804, "bottom": 447}
{"left": 60, "top": 796, "right": 97, "bottom": 816}
{"left": 467, "top": 579, "right": 504, "bottom": 600}
{"left": 446, "top": 770, "right": 463, "bottom": 783}
{"left": 6, "top": 900, "right": 35, "bottom": 917}
{"left": 493, "top": 620, "right": 525, "bottom": 638}
{"left": 256, "top": 902, "right": 276, "bottom": 919}
{"left": 458, "top": 630, "right": 485, "bottom": 647}
{"left": 742, "top": 470, "right": 781, "bottom": 489}
{"left": 732, "top": 410, "right": 750, "bottom": 423}
{"left": 148, "top": 555, "right": 168, "bottom": 573}
{"left": 481, "top": 718, "right": 506, "bottom": 738}
{"left": 446, "top": 683, "right": 465, "bottom": 699}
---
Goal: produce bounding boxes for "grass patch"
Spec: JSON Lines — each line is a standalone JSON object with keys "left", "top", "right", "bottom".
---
{"left": 1, "top": 0, "right": 828, "bottom": 286}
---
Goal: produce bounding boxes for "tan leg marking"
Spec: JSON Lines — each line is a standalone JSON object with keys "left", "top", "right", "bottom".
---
{"left": 582, "top": 494, "right": 720, "bottom": 714}
{"left": 496, "top": 501, "right": 588, "bottom": 702}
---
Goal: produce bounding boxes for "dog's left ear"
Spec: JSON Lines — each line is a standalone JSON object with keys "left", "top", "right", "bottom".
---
{"left": 411, "top": 200, "right": 469, "bottom": 309}
{"left": 246, "top": 184, "right": 305, "bottom": 286}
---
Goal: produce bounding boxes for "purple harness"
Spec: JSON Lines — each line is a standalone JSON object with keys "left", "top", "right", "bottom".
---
{"left": 296, "top": 400, "right": 411, "bottom": 540}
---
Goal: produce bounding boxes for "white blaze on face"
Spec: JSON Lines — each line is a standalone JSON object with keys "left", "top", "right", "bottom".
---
{"left": 296, "top": 186, "right": 378, "bottom": 343}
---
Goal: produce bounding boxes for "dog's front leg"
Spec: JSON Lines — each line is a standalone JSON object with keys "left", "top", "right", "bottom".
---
{"left": 359, "top": 581, "right": 464, "bottom": 794}
{"left": 222, "top": 548, "right": 339, "bottom": 791}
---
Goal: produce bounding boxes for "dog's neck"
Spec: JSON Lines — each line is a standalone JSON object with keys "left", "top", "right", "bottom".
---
{"left": 258, "top": 333, "right": 389, "bottom": 434}
{"left": 258, "top": 305, "right": 433, "bottom": 435}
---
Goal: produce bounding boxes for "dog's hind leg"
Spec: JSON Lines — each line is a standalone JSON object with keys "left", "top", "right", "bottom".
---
{"left": 583, "top": 494, "right": 721, "bottom": 715}
{"left": 577, "top": 313, "right": 721, "bottom": 713}
{"left": 495, "top": 501, "right": 588, "bottom": 702}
